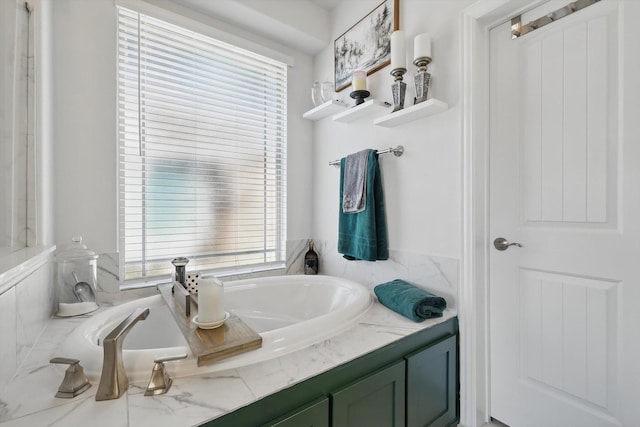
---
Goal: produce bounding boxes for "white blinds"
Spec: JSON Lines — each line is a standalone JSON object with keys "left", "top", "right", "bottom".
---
{"left": 117, "top": 7, "right": 287, "bottom": 280}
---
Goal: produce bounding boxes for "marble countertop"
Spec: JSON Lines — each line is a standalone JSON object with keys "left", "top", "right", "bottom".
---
{"left": 0, "top": 292, "right": 456, "bottom": 427}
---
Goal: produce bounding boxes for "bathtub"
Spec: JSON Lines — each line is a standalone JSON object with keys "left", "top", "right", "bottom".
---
{"left": 59, "top": 275, "right": 372, "bottom": 381}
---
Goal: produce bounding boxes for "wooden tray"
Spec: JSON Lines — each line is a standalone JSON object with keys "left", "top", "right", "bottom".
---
{"left": 158, "top": 283, "right": 262, "bottom": 367}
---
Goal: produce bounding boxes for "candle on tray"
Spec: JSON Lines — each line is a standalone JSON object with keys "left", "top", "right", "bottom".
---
{"left": 198, "top": 276, "right": 224, "bottom": 323}
{"left": 352, "top": 70, "right": 367, "bottom": 91}
{"left": 390, "top": 30, "right": 406, "bottom": 70}
{"left": 414, "top": 33, "right": 432, "bottom": 60}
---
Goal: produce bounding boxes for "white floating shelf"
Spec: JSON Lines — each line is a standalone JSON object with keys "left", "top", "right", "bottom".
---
{"left": 332, "top": 99, "right": 391, "bottom": 123}
{"left": 373, "top": 98, "right": 448, "bottom": 128}
{"left": 302, "top": 100, "right": 348, "bottom": 121}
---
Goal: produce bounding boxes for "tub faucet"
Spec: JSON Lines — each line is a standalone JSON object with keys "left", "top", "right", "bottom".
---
{"left": 95, "top": 307, "right": 150, "bottom": 401}
{"left": 171, "top": 257, "right": 189, "bottom": 287}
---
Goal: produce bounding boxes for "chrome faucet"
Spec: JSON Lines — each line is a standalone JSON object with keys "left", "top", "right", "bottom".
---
{"left": 95, "top": 307, "right": 150, "bottom": 401}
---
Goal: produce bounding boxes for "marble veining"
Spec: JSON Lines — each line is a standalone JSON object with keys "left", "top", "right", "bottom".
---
{"left": 237, "top": 345, "right": 337, "bottom": 399}
{"left": 15, "top": 262, "right": 54, "bottom": 369}
{"left": 313, "top": 239, "right": 458, "bottom": 309}
{"left": 1, "top": 318, "right": 91, "bottom": 422}
{"left": 0, "top": 288, "right": 17, "bottom": 393}
{"left": 0, "top": 391, "right": 128, "bottom": 427}
{"left": 1, "top": 0, "right": 35, "bottom": 252}
{"left": 0, "top": 247, "right": 55, "bottom": 394}
{"left": 96, "top": 252, "right": 120, "bottom": 294}
{"left": 285, "top": 239, "right": 307, "bottom": 274}
{"left": 127, "top": 371, "right": 255, "bottom": 427}
{"left": 0, "top": 287, "right": 456, "bottom": 427}
{"left": 0, "top": 239, "right": 458, "bottom": 425}
{"left": 0, "top": 245, "right": 54, "bottom": 294}
{"left": 93, "top": 239, "right": 454, "bottom": 304}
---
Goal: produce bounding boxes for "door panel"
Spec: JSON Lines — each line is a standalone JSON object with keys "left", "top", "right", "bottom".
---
{"left": 520, "top": 13, "right": 614, "bottom": 225}
{"left": 519, "top": 269, "right": 617, "bottom": 408}
{"left": 489, "top": 1, "right": 630, "bottom": 426}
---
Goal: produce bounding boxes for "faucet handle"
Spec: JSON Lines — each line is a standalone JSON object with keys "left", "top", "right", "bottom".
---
{"left": 50, "top": 357, "right": 91, "bottom": 398}
{"left": 144, "top": 353, "right": 188, "bottom": 396}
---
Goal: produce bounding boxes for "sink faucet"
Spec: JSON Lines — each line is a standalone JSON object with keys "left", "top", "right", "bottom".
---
{"left": 95, "top": 307, "right": 150, "bottom": 401}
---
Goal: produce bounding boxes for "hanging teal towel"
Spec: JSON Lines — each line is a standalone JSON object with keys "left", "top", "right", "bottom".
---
{"left": 374, "top": 279, "right": 446, "bottom": 322}
{"left": 338, "top": 150, "right": 388, "bottom": 261}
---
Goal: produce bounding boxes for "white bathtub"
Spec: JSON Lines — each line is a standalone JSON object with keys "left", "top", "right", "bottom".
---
{"left": 60, "top": 275, "right": 372, "bottom": 381}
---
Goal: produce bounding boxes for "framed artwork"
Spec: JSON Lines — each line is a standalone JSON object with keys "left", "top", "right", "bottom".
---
{"left": 334, "top": 0, "right": 399, "bottom": 92}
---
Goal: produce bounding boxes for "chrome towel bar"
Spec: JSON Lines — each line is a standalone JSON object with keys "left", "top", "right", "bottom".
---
{"left": 329, "top": 145, "right": 404, "bottom": 167}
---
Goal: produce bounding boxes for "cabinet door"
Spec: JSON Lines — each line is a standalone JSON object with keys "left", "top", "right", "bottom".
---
{"left": 262, "top": 397, "right": 329, "bottom": 427}
{"left": 331, "top": 360, "right": 405, "bottom": 427}
{"left": 406, "top": 334, "right": 457, "bottom": 427}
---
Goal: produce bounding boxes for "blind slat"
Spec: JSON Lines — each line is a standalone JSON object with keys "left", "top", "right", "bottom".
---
{"left": 118, "top": 7, "right": 287, "bottom": 281}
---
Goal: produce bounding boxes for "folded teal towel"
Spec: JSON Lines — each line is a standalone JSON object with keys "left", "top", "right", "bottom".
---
{"left": 374, "top": 279, "right": 446, "bottom": 322}
{"left": 338, "top": 150, "right": 388, "bottom": 261}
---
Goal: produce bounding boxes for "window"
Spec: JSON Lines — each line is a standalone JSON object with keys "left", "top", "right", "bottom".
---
{"left": 117, "top": 7, "right": 287, "bottom": 281}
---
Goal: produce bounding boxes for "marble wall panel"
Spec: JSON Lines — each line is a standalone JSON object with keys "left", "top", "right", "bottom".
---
{"left": 284, "top": 238, "right": 457, "bottom": 308}
{"left": 0, "top": 287, "right": 17, "bottom": 393}
{"left": 15, "top": 261, "right": 54, "bottom": 366}
{"left": 96, "top": 252, "right": 120, "bottom": 294}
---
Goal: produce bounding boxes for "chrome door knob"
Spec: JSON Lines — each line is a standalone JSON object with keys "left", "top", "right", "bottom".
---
{"left": 493, "top": 237, "right": 523, "bottom": 251}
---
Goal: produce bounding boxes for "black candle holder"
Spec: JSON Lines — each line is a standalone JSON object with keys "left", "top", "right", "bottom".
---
{"left": 350, "top": 90, "right": 370, "bottom": 106}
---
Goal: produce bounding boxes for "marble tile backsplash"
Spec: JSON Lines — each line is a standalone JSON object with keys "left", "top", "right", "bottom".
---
{"left": 98, "top": 240, "right": 458, "bottom": 308}
{"left": 0, "top": 287, "right": 17, "bottom": 392}
{"left": 95, "top": 252, "right": 291, "bottom": 305}
{"left": 287, "top": 239, "right": 458, "bottom": 310}
{"left": 0, "top": 259, "right": 53, "bottom": 393}
{"left": 0, "top": 239, "right": 456, "bottom": 393}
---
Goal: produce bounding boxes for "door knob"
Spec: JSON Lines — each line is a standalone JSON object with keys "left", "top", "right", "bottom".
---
{"left": 493, "top": 237, "right": 523, "bottom": 251}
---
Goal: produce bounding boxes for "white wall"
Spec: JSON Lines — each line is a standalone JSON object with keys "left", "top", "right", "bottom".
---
{"left": 52, "top": 0, "right": 118, "bottom": 254}
{"left": 49, "top": 0, "right": 468, "bottom": 279}
{"left": 311, "top": 0, "right": 473, "bottom": 259}
{"left": 50, "top": 0, "right": 314, "bottom": 254}
{"left": 37, "top": 0, "right": 55, "bottom": 247}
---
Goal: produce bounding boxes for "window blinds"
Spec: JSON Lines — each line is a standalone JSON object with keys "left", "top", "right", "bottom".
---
{"left": 117, "top": 7, "right": 287, "bottom": 280}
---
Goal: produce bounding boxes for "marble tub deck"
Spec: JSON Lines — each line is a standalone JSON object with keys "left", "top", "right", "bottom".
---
{"left": 0, "top": 293, "right": 456, "bottom": 427}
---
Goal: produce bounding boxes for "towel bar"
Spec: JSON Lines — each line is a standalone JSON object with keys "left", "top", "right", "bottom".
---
{"left": 329, "top": 145, "right": 404, "bottom": 167}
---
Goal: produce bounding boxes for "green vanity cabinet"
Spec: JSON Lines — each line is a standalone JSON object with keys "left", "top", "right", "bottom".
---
{"left": 406, "top": 335, "right": 458, "bottom": 427}
{"left": 262, "top": 397, "right": 329, "bottom": 427}
{"left": 202, "top": 317, "right": 458, "bottom": 427}
{"left": 332, "top": 360, "right": 406, "bottom": 427}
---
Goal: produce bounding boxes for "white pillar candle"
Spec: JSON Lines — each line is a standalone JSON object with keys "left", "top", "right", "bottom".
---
{"left": 352, "top": 70, "right": 367, "bottom": 91}
{"left": 198, "top": 276, "right": 224, "bottom": 323}
{"left": 414, "top": 33, "right": 432, "bottom": 60}
{"left": 390, "top": 30, "right": 406, "bottom": 70}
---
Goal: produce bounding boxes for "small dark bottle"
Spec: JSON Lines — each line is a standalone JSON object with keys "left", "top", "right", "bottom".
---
{"left": 304, "top": 241, "right": 319, "bottom": 275}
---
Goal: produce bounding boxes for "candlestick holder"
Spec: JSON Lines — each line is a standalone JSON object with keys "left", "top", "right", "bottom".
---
{"left": 350, "top": 90, "right": 370, "bottom": 106}
{"left": 390, "top": 68, "right": 407, "bottom": 112}
{"left": 413, "top": 56, "right": 432, "bottom": 105}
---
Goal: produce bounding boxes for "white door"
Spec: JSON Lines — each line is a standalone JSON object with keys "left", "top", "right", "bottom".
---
{"left": 489, "top": 1, "right": 640, "bottom": 426}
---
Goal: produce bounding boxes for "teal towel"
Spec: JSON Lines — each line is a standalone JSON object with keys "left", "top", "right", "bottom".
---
{"left": 338, "top": 150, "right": 389, "bottom": 261}
{"left": 374, "top": 279, "right": 446, "bottom": 322}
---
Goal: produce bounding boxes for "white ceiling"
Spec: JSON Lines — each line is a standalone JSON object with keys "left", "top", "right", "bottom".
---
{"left": 308, "top": 0, "right": 341, "bottom": 11}
{"left": 170, "top": 0, "right": 334, "bottom": 54}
